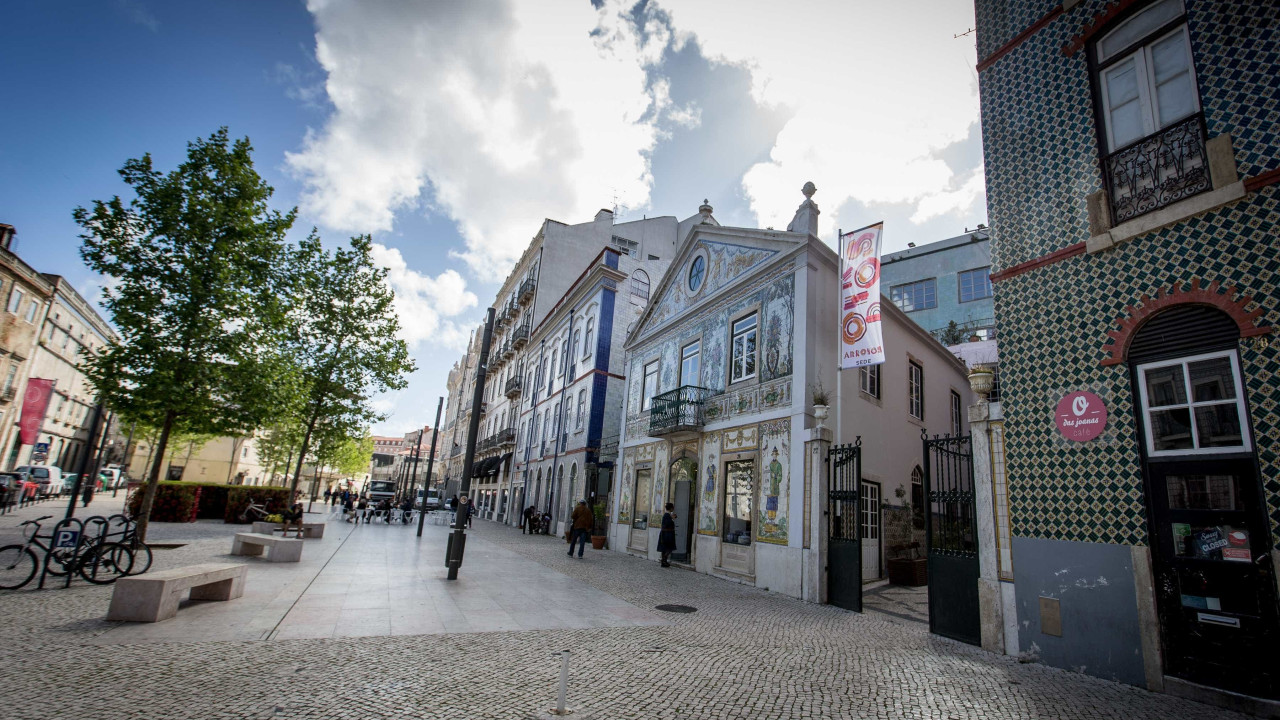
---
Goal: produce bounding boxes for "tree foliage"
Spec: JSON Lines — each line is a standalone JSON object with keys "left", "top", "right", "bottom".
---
{"left": 75, "top": 128, "right": 299, "bottom": 539}
{"left": 285, "top": 233, "right": 415, "bottom": 494}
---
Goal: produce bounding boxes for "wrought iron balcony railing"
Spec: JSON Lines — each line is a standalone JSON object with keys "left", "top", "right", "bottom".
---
{"left": 1105, "top": 113, "right": 1211, "bottom": 225}
{"left": 649, "top": 385, "right": 712, "bottom": 437}
{"left": 495, "top": 427, "right": 516, "bottom": 448}
{"left": 518, "top": 278, "right": 536, "bottom": 304}
{"left": 510, "top": 323, "right": 530, "bottom": 349}
{"left": 504, "top": 376, "right": 522, "bottom": 398}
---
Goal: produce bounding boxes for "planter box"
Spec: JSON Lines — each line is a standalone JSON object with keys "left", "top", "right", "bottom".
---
{"left": 591, "top": 535, "right": 607, "bottom": 550}
{"left": 886, "top": 558, "right": 928, "bottom": 586}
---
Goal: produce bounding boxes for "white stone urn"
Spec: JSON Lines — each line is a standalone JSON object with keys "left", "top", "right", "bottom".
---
{"left": 968, "top": 368, "right": 994, "bottom": 399}
{"left": 813, "top": 404, "right": 829, "bottom": 428}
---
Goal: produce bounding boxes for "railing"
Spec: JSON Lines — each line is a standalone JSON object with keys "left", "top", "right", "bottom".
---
{"left": 1105, "top": 113, "right": 1210, "bottom": 225}
{"left": 649, "top": 385, "right": 711, "bottom": 437}
{"left": 505, "top": 376, "right": 522, "bottom": 397}
{"left": 0, "top": 387, "right": 14, "bottom": 404}
{"left": 518, "top": 278, "right": 536, "bottom": 304}
{"left": 495, "top": 427, "right": 516, "bottom": 447}
{"left": 510, "top": 323, "right": 530, "bottom": 349}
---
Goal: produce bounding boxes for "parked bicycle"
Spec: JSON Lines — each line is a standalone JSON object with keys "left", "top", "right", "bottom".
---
{"left": 0, "top": 516, "right": 134, "bottom": 590}
{"left": 239, "top": 498, "right": 271, "bottom": 522}
{"left": 105, "top": 514, "right": 153, "bottom": 575}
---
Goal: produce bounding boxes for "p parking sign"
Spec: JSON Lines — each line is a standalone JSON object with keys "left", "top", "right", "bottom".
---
{"left": 53, "top": 529, "right": 80, "bottom": 549}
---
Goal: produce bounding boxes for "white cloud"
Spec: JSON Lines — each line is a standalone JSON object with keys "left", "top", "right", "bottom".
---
{"left": 289, "top": 0, "right": 674, "bottom": 280}
{"left": 659, "top": 0, "right": 983, "bottom": 235}
{"left": 369, "top": 243, "right": 477, "bottom": 352}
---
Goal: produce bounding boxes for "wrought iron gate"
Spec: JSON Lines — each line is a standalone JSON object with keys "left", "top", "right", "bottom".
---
{"left": 923, "top": 431, "right": 981, "bottom": 645}
{"left": 827, "top": 441, "right": 862, "bottom": 612}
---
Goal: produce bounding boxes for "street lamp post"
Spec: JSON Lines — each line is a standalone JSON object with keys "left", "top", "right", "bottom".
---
{"left": 446, "top": 308, "right": 494, "bottom": 579}
{"left": 416, "top": 397, "right": 443, "bottom": 537}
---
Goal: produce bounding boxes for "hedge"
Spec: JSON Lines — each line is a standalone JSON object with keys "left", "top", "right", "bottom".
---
{"left": 125, "top": 481, "right": 291, "bottom": 524}
{"left": 224, "top": 486, "right": 293, "bottom": 524}
{"left": 126, "top": 482, "right": 201, "bottom": 523}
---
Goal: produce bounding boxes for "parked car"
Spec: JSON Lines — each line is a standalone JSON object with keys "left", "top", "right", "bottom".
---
{"left": 0, "top": 471, "right": 36, "bottom": 503}
{"left": 14, "top": 465, "right": 64, "bottom": 497}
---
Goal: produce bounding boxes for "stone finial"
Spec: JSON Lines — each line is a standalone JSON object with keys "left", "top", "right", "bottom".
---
{"left": 699, "top": 198, "right": 713, "bottom": 222}
{"left": 786, "top": 181, "right": 820, "bottom": 236}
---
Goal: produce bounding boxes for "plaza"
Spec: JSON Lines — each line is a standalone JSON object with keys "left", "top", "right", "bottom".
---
{"left": 0, "top": 497, "right": 1246, "bottom": 720}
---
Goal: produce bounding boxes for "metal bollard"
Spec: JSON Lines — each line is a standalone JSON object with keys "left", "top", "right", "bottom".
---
{"left": 556, "top": 649, "right": 570, "bottom": 715}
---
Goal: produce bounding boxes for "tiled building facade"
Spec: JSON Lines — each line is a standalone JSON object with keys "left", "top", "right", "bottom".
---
{"left": 977, "top": 0, "right": 1278, "bottom": 704}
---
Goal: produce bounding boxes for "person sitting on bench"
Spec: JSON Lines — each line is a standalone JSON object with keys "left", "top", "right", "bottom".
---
{"left": 282, "top": 501, "right": 305, "bottom": 538}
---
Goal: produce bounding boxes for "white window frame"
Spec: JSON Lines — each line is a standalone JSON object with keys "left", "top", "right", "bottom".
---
{"left": 890, "top": 280, "right": 937, "bottom": 313}
{"left": 958, "top": 267, "right": 992, "bottom": 303}
{"left": 582, "top": 318, "right": 594, "bottom": 359}
{"left": 859, "top": 365, "right": 880, "bottom": 399}
{"left": 641, "top": 360, "right": 660, "bottom": 411}
{"left": 908, "top": 361, "right": 924, "bottom": 420}
{"left": 7, "top": 288, "right": 23, "bottom": 314}
{"left": 1097, "top": 6, "right": 1198, "bottom": 152}
{"left": 1136, "top": 349, "right": 1251, "bottom": 458}
{"left": 950, "top": 390, "right": 963, "bottom": 436}
{"left": 575, "top": 389, "right": 586, "bottom": 431}
{"left": 729, "top": 313, "right": 758, "bottom": 385}
{"left": 24, "top": 299, "right": 38, "bottom": 323}
{"left": 680, "top": 339, "right": 701, "bottom": 387}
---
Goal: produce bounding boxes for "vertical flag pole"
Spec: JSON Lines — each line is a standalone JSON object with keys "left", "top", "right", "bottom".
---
{"left": 836, "top": 228, "right": 843, "bottom": 447}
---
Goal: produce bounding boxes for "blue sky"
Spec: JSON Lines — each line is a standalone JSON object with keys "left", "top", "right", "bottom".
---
{"left": 1, "top": 0, "right": 985, "bottom": 435}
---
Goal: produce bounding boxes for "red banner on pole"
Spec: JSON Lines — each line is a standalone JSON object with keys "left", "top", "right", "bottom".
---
{"left": 839, "top": 223, "right": 886, "bottom": 369}
{"left": 19, "top": 379, "right": 54, "bottom": 446}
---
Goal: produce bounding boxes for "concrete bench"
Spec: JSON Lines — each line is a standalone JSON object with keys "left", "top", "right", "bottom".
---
{"left": 250, "top": 520, "right": 325, "bottom": 538}
{"left": 107, "top": 563, "right": 247, "bottom": 623}
{"left": 231, "top": 532, "right": 303, "bottom": 562}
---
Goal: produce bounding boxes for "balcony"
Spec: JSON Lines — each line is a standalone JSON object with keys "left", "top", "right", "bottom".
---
{"left": 648, "top": 385, "right": 712, "bottom": 439}
{"left": 504, "top": 376, "right": 522, "bottom": 398}
{"left": 501, "top": 339, "right": 516, "bottom": 361}
{"left": 0, "top": 387, "right": 14, "bottom": 404}
{"left": 509, "top": 323, "right": 530, "bottom": 349}
{"left": 1105, "top": 113, "right": 1210, "bottom": 225}
{"left": 518, "top": 278, "right": 536, "bottom": 304}
{"left": 494, "top": 427, "right": 516, "bottom": 448}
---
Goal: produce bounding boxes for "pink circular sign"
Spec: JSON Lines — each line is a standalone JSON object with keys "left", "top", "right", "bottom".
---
{"left": 1056, "top": 391, "right": 1107, "bottom": 442}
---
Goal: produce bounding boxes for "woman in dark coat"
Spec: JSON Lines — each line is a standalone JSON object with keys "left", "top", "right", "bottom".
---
{"left": 657, "top": 502, "right": 677, "bottom": 567}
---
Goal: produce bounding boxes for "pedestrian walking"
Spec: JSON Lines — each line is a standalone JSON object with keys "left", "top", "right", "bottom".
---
{"left": 522, "top": 505, "right": 535, "bottom": 534}
{"left": 658, "top": 502, "right": 677, "bottom": 567}
{"left": 81, "top": 482, "right": 95, "bottom": 508}
{"left": 323, "top": 488, "right": 331, "bottom": 504}
{"left": 567, "top": 500, "right": 592, "bottom": 558}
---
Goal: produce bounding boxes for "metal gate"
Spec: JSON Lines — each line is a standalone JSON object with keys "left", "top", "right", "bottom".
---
{"left": 827, "top": 441, "right": 862, "bottom": 612}
{"left": 923, "top": 431, "right": 981, "bottom": 645}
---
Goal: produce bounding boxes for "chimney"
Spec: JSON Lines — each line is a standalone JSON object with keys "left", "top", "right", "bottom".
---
{"left": 594, "top": 208, "right": 614, "bottom": 223}
{"left": 785, "top": 182, "right": 819, "bottom": 236}
{"left": 0, "top": 224, "right": 14, "bottom": 251}
{"left": 698, "top": 199, "right": 713, "bottom": 223}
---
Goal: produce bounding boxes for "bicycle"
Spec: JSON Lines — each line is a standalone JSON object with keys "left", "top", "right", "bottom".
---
{"left": 239, "top": 498, "right": 270, "bottom": 522}
{"left": 0, "top": 516, "right": 134, "bottom": 590}
{"left": 105, "top": 514, "right": 153, "bottom": 575}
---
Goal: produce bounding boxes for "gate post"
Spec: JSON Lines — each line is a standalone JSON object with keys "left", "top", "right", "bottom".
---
{"left": 969, "top": 400, "right": 1010, "bottom": 655}
{"left": 804, "top": 424, "right": 833, "bottom": 604}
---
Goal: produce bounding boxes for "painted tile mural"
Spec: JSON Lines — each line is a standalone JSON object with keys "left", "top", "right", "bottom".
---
{"left": 627, "top": 263, "right": 795, "bottom": 422}
{"left": 645, "top": 239, "right": 780, "bottom": 333}
{"left": 756, "top": 418, "right": 790, "bottom": 545}
{"left": 651, "top": 442, "right": 670, "bottom": 518}
{"left": 617, "top": 452, "right": 634, "bottom": 525}
{"left": 698, "top": 432, "right": 721, "bottom": 536}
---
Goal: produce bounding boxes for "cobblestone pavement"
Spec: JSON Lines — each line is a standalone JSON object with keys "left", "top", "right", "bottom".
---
{"left": 862, "top": 582, "right": 929, "bottom": 624}
{"left": 0, "top": 506, "right": 1246, "bottom": 720}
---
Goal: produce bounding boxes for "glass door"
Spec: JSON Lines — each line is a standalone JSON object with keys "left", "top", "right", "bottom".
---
{"left": 1147, "top": 459, "right": 1278, "bottom": 698}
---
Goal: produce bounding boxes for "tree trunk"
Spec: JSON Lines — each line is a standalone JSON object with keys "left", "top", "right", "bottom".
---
{"left": 226, "top": 436, "right": 245, "bottom": 484}
{"left": 289, "top": 411, "right": 319, "bottom": 499}
{"left": 135, "top": 411, "right": 176, "bottom": 543}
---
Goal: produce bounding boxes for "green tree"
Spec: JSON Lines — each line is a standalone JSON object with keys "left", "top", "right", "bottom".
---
{"left": 331, "top": 434, "right": 375, "bottom": 478}
{"left": 285, "top": 233, "right": 415, "bottom": 496}
{"left": 938, "top": 320, "right": 967, "bottom": 347}
{"left": 75, "top": 128, "right": 299, "bottom": 540}
{"left": 255, "top": 421, "right": 305, "bottom": 486}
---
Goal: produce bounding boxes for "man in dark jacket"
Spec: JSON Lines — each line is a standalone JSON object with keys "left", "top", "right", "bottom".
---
{"left": 522, "top": 505, "right": 535, "bottom": 534}
{"left": 567, "top": 501, "right": 593, "bottom": 558}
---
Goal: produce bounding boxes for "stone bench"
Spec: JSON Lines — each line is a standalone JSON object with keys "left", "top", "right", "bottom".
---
{"left": 107, "top": 563, "right": 247, "bottom": 623}
{"left": 250, "top": 520, "right": 325, "bottom": 538}
{"left": 231, "top": 532, "right": 303, "bottom": 562}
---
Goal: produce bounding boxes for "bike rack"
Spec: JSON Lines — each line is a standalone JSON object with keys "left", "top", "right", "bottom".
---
{"left": 38, "top": 517, "right": 86, "bottom": 590}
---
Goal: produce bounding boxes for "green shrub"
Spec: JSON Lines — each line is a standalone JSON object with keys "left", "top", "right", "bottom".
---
{"left": 126, "top": 482, "right": 201, "bottom": 522}
{"left": 225, "top": 486, "right": 292, "bottom": 524}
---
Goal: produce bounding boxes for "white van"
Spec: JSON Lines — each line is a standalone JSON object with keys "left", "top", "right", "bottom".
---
{"left": 416, "top": 488, "right": 442, "bottom": 510}
{"left": 15, "top": 465, "right": 64, "bottom": 496}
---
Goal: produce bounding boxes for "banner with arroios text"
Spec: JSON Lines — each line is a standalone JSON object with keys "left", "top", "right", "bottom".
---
{"left": 19, "top": 378, "right": 55, "bottom": 446}
{"left": 839, "top": 223, "right": 885, "bottom": 369}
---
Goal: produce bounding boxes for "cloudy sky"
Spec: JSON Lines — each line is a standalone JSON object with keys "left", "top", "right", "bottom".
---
{"left": 2, "top": 0, "right": 984, "bottom": 436}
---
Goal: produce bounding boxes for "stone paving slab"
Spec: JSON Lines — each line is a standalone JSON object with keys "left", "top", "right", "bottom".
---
{"left": 0, "top": 500, "right": 1252, "bottom": 720}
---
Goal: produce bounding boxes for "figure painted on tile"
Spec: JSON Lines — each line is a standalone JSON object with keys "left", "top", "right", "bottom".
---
{"left": 766, "top": 447, "right": 782, "bottom": 528}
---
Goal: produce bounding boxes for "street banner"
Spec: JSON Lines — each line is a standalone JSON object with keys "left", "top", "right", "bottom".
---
{"left": 839, "top": 223, "right": 886, "bottom": 369}
{"left": 19, "top": 378, "right": 54, "bottom": 445}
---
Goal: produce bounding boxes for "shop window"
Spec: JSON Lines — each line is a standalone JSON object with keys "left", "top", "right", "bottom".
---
{"left": 632, "top": 468, "right": 652, "bottom": 529}
{"left": 722, "top": 459, "right": 754, "bottom": 546}
{"left": 1137, "top": 350, "right": 1250, "bottom": 457}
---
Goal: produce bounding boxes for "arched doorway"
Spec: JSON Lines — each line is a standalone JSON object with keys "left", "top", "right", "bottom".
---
{"left": 1128, "top": 304, "right": 1278, "bottom": 698}
{"left": 669, "top": 456, "right": 697, "bottom": 564}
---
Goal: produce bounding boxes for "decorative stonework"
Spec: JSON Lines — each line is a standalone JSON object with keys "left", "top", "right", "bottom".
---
{"left": 698, "top": 432, "right": 721, "bottom": 536}
{"left": 756, "top": 418, "right": 791, "bottom": 545}
{"left": 704, "top": 375, "right": 793, "bottom": 426}
{"left": 1101, "top": 278, "right": 1272, "bottom": 365}
{"left": 722, "top": 424, "right": 759, "bottom": 453}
